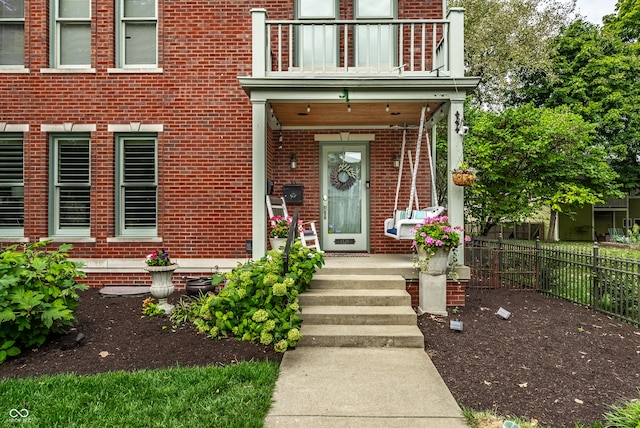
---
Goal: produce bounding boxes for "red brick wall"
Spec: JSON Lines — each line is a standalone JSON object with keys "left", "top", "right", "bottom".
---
{"left": 1, "top": 0, "right": 444, "bottom": 278}
{"left": 406, "top": 279, "right": 467, "bottom": 308}
{"left": 86, "top": 272, "right": 211, "bottom": 289}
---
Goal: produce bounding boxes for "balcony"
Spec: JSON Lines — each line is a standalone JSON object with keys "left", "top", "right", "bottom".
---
{"left": 249, "top": 8, "right": 465, "bottom": 80}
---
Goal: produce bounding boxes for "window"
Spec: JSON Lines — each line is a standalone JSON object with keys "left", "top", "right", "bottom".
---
{"left": 355, "top": 0, "right": 396, "bottom": 67}
{"left": 50, "top": 136, "right": 90, "bottom": 235}
{"left": 116, "top": 135, "right": 157, "bottom": 236}
{"left": 0, "top": 136, "right": 24, "bottom": 236}
{"left": 53, "top": 0, "right": 91, "bottom": 68}
{"left": 117, "top": 0, "right": 157, "bottom": 67}
{"left": 0, "top": 0, "right": 24, "bottom": 67}
{"left": 296, "top": 0, "right": 337, "bottom": 68}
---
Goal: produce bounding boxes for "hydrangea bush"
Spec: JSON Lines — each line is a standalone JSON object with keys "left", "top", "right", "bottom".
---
{"left": 0, "top": 241, "right": 87, "bottom": 363}
{"left": 171, "top": 241, "right": 324, "bottom": 352}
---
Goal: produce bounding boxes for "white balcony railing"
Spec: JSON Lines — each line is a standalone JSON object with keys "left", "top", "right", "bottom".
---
{"left": 250, "top": 8, "right": 465, "bottom": 79}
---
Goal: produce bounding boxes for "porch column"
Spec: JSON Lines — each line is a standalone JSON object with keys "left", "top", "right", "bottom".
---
{"left": 448, "top": 99, "right": 465, "bottom": 264}
{"left": 250, "top": 9, "right": 267, "bottom": 78}
{"left": 252, "top": 100, "right": 268, "bottom": 258}
{"left": 447, "top": 7, "right": 465, "bottom": 79}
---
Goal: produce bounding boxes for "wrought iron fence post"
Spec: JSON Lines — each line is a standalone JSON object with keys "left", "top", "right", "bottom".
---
{"left": 535, "top": 238, "right": 540, "bottom": 291}
{"left": 496, "top": 232, "right": 503, "bottom": 288}
{"left": 592, "top": 241, "right": 599, "bottom": 309}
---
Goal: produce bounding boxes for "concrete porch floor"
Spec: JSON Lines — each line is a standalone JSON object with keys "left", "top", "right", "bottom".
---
{"left": 320, "top": 253, "right": 470, "bottom": 283}
{"left": 320, "top": 253, "right": 417, "bottom": 279}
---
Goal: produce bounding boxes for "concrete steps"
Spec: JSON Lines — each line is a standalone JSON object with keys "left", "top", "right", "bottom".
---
{"left": 298, "top": 274, "right": 424, "bottom": 348}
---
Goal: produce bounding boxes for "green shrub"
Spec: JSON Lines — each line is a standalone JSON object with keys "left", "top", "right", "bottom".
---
{"left": 171, "top": 242, "right": 324, "bottom": 352}
{"left": 0, "top": 241, "right": 88, "bottom": 363}
{"left": 603, "top": 390, "right": 640, "bottom": 428}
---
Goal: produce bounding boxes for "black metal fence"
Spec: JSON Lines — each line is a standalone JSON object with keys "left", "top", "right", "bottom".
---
{"left": 466, "top": 237, "right": 640, "bottom": 326}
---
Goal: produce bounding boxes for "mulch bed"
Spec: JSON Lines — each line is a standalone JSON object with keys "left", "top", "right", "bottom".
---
{"left": 421, "top": 287, "right": 640, "bottom": 427}
{"left": 0, "top": 289, "right": 282, "bottom": 379}
{"left": 1, "top": 287, "right": 639, "bottom": 427}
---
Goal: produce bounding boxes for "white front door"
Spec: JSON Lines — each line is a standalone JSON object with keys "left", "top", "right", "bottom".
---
{"left": 320, "top": 143, "right": 369, "bottom": 251}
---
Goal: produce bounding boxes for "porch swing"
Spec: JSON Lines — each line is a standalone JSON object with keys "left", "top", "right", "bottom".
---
{"left": 384, "top": 105, "right": 444, "bottom": 240}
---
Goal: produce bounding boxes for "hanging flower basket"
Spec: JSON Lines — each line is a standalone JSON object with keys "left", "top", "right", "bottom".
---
{"left": 452, "top": 162, "right": 477, "bottom": 186}
{"left": 452, "top": 170, "right": 476, "bottom": 186}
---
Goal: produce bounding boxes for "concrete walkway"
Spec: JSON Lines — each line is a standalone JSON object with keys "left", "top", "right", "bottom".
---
{"left": 264, "top": 347, "right": 468, "bottom": 427}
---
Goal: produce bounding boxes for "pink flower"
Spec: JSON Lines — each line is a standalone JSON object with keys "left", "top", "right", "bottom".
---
{"left": 465, "top": 235, "right": 472, "bottom": 242}
{"left": 435, "top": 240, "right": 444, "bottom": 247}
{"left": 425, "top": 236, "right": 435, "bottom": 245}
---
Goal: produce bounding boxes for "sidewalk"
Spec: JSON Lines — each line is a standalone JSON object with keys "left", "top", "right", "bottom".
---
{"left": 264, "top": 347, "right": 468, "bottom": 427}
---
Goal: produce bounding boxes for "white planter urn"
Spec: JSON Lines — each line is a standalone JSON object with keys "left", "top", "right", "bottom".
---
{"left": 416, "top": 247, "right": 450, "bottom": 275}
{"left": 144, "top": 264, "right": 179, "bottom": 314}
{"left": 269, "top": 237, "right": 288, "bottom": 250}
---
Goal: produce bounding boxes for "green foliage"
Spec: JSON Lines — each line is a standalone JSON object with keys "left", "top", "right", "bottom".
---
{"left": 509, "top": 20, "right": 640, "bottom": 192}
{"left": 603, "top": 390, "right": 640, "bottom": 428}
{"left": 0, "top": 241, "right": 88, "bottom": 363}
{"left": 463, "top": 104, "right": 622, "bottom": 236}
{"left": 171, "top": 241, "right": 324, "bottom": 352}
{"left": 604, "top": 0, "right": 640, "bottom": 43}
{"left": 449, "top": 0, "right": 575, "bottom": 106}
{"left": 141, "top": 297, "right": 165, "bottom": 317}
{"left": 0, "top": 340, "right": 20, "bottom": 364}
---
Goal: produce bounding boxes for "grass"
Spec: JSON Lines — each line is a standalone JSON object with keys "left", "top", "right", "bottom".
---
{"left": 0, "top": 362, "right": 279, "bottom": 428}
{"left": 463, "top": 407, "right": 545, "bottom": 428}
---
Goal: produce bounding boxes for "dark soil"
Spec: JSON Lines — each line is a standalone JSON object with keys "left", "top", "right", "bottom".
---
{"left": 420, "top": 288, "right": 640, "bottom": 427}
{"left": 1, "top": 287, "right": 639, "bottom": 428}
{"left": 0, "top": 289, "right": 283, "bottom": 379}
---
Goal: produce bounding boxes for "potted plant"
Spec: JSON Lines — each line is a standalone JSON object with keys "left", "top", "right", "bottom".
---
{"left": 411, "top": 215, "right": 470, "bottom": 316}
{"left": 410, "top": 215, "right": 470, "bottom": 275}
{"left": 268, "top": 216, "right": 302, "bottom": 250}
{"left": 184, "top": 267, "right": 226, "bottom": 296}
{"left": 452, "top": 161, "right": 477, "bottom": 186}
{"left": 144, "top": 248, "right": 178, "bottom": 314}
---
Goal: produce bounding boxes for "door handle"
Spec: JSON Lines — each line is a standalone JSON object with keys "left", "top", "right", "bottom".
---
{"left": 323, "top": 195, "right": 328, "bottom": 220}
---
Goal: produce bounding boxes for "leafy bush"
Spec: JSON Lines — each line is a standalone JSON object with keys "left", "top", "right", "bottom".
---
{"left": 603, "top": 390, "right": 640, "bottom": 428}
{"left": 171, "top": 242, "right": 324, "bottom": 352}
{"left": 0, "top": 241, "right": 88, "bottom": 363}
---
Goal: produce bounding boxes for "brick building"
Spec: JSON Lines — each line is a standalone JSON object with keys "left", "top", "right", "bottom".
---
{"left": 0, "top": 0, "right": 478, "bottom": 287}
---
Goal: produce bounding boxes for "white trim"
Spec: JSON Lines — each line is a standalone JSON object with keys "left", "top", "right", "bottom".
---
{"left": 0, "top": 68, "right": 30, "bottom": 73}
{"left": 107, "top": 68, "right": 163, "bottom": 74}
{"left": 107, "top": 237, "right": 163, "bottom": 243}
{"left": 75, "top": 257, "right": 246, "bottom": 274}
{"left": 40, "top": 68, "right": 96, "bottom": 73}
{"left": 41, "top": 124, "right": 96, "bottom": 132}
{"left": 40, "top": 237, "right": 96, "bottom": 243}
{"left": 0, "top": 237, "right": 29, "bottom": 243}
{"left": 108, "top": 124, "right": 164, "bottom": 132}
{"left": 0, "top": 124, "right": 29, "bottom": 132}
{"left": 314, "top": 133, "right": 375, "bottom": 142}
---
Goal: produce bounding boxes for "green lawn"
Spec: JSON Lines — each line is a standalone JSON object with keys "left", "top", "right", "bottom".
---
{"left": 0, "top": 362, "right": 279, "bottom": 428}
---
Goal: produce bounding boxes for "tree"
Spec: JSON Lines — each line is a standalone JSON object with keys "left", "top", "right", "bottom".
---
{"left": 509, "top": 20, "right": 640, "bottom": 191}
{"left": 463, "top": 104, "right": 622, "bottom": 239}
{"left": 449, "top": 0, "right": 576, "bottom": 107}
{"left": 604, "top": 0, "right": 640, "bottom": 43}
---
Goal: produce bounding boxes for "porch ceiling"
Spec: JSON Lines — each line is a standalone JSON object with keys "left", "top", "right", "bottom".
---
{"left": 271, "top": 101, "right": 442, "bottom": 128}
